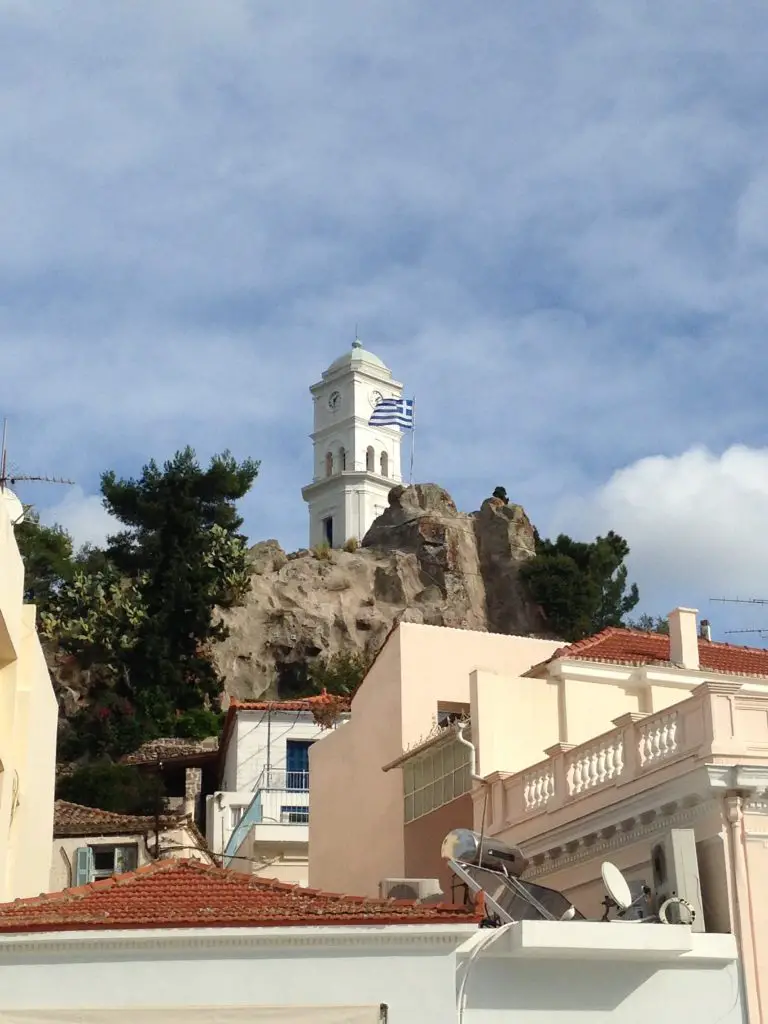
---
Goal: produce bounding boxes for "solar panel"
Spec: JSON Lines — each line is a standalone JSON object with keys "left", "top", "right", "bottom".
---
{"left": 448, "top": 859, "right": 585, "bottom": 923}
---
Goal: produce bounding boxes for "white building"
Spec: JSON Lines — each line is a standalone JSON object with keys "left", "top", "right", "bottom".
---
{"left": 206, "top": 694, "right": 350, "bottom": 884}
{"left": 0, "top": 858, "right": 743, "bottom": 1023}
{"left": 301, "top": 339, "right": 406, "bottom": 548}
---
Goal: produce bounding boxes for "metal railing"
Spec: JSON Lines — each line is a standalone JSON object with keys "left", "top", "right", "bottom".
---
{"left": 255, "top": 768, "right": 309, "bottom": 792}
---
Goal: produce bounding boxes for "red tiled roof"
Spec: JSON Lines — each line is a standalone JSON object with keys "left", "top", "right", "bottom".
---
{"left": 229, "top": 690, "right": 352, "bottom": 713}
{"left": 53, "top": 801, "right": 180, "bottom": 838}
{"left": 219, "top": 690, "right": 351, "bottom": 761}
{"left": 551, "top": 627, "right": 768, "bottom": 676}
{"left": 0, "top": 859, "right": 480, "bottom": 933}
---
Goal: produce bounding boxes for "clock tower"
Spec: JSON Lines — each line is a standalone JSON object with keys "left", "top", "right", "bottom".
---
{"left": 301, "top": 339, "right": 405, "bottom": 548}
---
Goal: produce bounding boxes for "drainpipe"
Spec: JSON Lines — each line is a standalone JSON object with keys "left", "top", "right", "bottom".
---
{"left": 456, "top": 722, "right": 485, "bottom": 785}
{"left": 456, "top": 722, "right": 492, "bottom": 869}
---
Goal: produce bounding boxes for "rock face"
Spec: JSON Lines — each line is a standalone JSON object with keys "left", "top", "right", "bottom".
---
{"left": 215, "top": 484, "right": 549, "bottom": 701}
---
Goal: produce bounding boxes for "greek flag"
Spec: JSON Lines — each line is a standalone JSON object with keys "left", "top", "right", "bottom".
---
{"left": 368, "top": 397, "right": 415, "bottom": 429}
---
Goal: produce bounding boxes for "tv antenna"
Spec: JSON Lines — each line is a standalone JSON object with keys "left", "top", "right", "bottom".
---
{"left": 0, "top": 418, "right": 75, "bottom": 526}
{"left": 710, "top": 596, "right": 768, "bottom": 638}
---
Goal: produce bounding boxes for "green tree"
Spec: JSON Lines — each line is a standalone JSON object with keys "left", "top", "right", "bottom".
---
{"left": 15, "top": 509, "right": 75, "bottom": 608}
{"left": 100, "top": 447, "right": 259, "bottom": 742}
{"left": 309, "top": 650, "right": 371, "bottom": 697}
{"left": 626, "top": 613, "right": 669, "bottom": 634}
{"left": 521, "top": 530, "right": 639, "bottom": 641}
{"left": 57, "top": 762, "right": 166, "bottom": 816}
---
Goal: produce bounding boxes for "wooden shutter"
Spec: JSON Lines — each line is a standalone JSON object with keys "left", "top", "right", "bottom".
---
{"left": 74, "top": 846, "right": 93, "bottom": 886}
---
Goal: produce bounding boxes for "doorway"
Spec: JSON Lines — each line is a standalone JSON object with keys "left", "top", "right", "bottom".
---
{"left": 322, "top": 516, "right": 333, "bottom": 546}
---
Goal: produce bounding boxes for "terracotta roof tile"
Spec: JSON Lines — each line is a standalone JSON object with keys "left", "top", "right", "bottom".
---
{"left": 53, "top": 801, "right": 180, "bottom": 838}
{"left": 230, "top": 691, "right": 352, "bottom": 713}
{"left": 552, "top": 627, "right": 768, "bottom": 676}
{"left": 0, "top": 859, "right": 479, "bottom": 933}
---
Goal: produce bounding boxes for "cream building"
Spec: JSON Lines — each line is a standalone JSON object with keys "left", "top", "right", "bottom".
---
{"left": 0, "top": 491, "right": 57, "bottom": 900}
{"left": 301, "top": 339, "right": 406, "bottom": 548}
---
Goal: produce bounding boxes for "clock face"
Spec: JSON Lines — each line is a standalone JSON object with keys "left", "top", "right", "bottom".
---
{"left": 328, "top": 391, "right": 341, "bottom": 411}
{"left": 369, "top": 389, "right": 384, "bottom": 408}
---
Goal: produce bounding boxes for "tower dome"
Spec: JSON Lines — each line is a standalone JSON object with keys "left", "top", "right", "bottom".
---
{"left": 326, "top": 339, "right": 388, "bottom": 374}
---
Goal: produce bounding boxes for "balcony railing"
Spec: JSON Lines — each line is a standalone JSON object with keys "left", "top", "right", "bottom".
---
{"left": 478, "top": 680, "right": 755, "bottom": 840}
{"left": 222, "top": 768, "right": 310, "bottom": 863}
{"left": 257, "top": 768, "right": 309, "bottom": 792}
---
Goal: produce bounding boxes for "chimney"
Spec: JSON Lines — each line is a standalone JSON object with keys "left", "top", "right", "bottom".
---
{"left": 700, "top": 619, "right": 712, "bottom": 642}
{"left": 668, "top": 607, "right": 700, "bottom": 670}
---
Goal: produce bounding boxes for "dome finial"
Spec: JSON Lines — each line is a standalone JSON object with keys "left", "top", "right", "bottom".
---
{"left": 352, "top": 338, "right": 362, "bottom": 349}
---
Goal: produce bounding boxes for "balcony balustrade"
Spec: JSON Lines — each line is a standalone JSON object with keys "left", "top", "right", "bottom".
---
{"left": 223, "top": 768, "right": 311, "bottom": 863}
{"left": 477, "top": 680, "right": 759, "bottom": 840}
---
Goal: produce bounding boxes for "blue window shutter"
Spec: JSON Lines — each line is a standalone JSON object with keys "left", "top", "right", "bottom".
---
{"left": 74, "top": 847, "right": 93, "bottom": 886}
{"left": 286, "top": 740, "right": 312, "bottom": 789}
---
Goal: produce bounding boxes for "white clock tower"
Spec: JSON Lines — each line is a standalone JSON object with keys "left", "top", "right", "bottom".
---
{"left": 301, "top": 339, "right": 405, "bottom": 548}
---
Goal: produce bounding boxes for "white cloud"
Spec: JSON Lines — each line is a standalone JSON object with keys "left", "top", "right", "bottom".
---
{"left": 556, "top": 446, "right": 768, "bottom": 637}
{"left": 2, "top": 0, "right": 768, "bottom": 569}
{"left": 41, "top": 486, "right": 117, "bottom": 550}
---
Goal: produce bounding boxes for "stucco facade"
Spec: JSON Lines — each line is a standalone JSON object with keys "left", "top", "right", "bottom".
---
{"left": 309, "top": 619, "right": 708, "bottom": 899}
{"left": 0, "top": 496, "right": 57, "bottom": 901}
{"left": 0, "top": 921, "right": 742, "bottom": 1023}
{"left": 309, "top": 623, "right": 566, "bottom": 897}
{"left": 301, "top": 340, "right": 406, "bottom": 548}
{"left": 475, "top": 676, "right": 768, "bottom": 1024}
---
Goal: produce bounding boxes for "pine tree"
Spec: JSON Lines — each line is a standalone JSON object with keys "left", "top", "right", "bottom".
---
{"left": 521, "top": 530, "right": 639, "bottom": 641}
{"left": 100, "top": 447, "right": 259, "bottom": 740}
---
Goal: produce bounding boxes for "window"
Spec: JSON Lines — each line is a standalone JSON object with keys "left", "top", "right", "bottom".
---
{"left": 75, "top": 844, "right": 138, "bottom": 885}
{"left": 366, "top": 446, "right": 375, "bottom": 472}
{"left": 380, "top": 451, "right": 389, "bottom": 476}
{"left": 402, "top": 737, "right": 472, "bottom": 823}
{"left": 339, "top": 446, "right": 347, "bottom": 471}
{"left": 280, "top": 805, "right": 309, "bottom": 824}
{"left": 437, "top": 702, "right": 470, "bottom": 727}
{"left": 325, "top": 451, "right": 333, "bottom": 477}
{"left": 231, "top": 805, "right": 244, "bottom": 828}
{"left": 285, "top": 739, "right": 313, "bottom": 790}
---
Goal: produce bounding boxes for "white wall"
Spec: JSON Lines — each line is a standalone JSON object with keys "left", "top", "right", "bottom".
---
{"left": 0, "top": 931, "right": 463, "bottom": 1024}
{"left": 465, "top": 956, "right": 743, "bottom": 1022}
{"left": 208, "top": 711, "right": 346, "bottom": 855}
{"left": 0, "top": 929, "right": 743, "bottom": 1024}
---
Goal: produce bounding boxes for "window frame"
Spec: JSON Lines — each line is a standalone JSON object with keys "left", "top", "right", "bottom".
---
{"left": 402, "top": 735, "right": 473, "bottom": 823}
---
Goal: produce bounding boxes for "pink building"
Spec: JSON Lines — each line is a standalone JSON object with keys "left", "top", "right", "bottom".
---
{"left": 311, "top": 610, "right": 768, "bottom": 1020}
{"left": 309, "top": 616, "right": 703, "bottom": 899}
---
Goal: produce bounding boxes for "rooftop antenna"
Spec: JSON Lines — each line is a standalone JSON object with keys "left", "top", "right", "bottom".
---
{"left": 0, "top": 417, "right": 75, "bottom": 526}
{"left": 710, "top": 597, "right": 768, "bottom": 639}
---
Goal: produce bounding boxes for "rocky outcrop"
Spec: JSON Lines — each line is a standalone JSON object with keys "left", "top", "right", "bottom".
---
{"left": 214, "top": 484, "right": 549, "bottom": 701}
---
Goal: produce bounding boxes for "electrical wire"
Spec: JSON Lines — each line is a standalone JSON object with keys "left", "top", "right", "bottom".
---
{"left": 457, "top": 922, "right": 515, "bottom": 1023}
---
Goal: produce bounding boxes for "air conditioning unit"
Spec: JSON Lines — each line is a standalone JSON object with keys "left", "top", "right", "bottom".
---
{"left": 379, "top": 877, "right": 442, "bottom": 901}
{"left": 650, "top": 828, "right": 705, "bottom": 932}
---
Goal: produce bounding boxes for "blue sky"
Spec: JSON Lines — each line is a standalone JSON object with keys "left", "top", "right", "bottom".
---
{"left": 3, "top": 1, "right": 768, "bottom": 642}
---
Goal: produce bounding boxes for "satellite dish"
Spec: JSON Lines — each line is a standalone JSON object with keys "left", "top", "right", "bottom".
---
{"left": 601, "top": 861, "right": 632, "bottom": 910}
{"left": 0, "top": 487, "right": 24, "bottom": 526}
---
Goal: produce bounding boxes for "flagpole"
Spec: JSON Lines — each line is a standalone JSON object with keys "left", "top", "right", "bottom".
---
{"left": 408, "top": 397, "right": 415, "bottom": 485}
